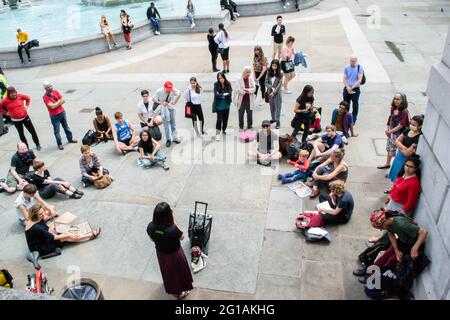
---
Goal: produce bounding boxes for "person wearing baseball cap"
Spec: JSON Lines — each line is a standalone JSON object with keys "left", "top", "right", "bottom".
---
{"left": 0, "top": 87, "right": 41, "bottom": 151}
{"left": 152, "top": 81, "right": 181, "bottom": 147}
{"left": 42, "top": 81, "right": 77, "bottom": 150}
{"left": 356, "top": 208, "right": 428, "bottom": 277}
{"left": 248, "top": 120, "right": 282, "bottom": 166}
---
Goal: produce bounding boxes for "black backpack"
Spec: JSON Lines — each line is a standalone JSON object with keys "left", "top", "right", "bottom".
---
{"left": 358, "top": 64, "right": 366, "bottom": 85}
{"left": 286, "top": 140, "right": 302, "bottom": 161}
{"left": 82, "top": 130, "right": 98, "bottom": 146}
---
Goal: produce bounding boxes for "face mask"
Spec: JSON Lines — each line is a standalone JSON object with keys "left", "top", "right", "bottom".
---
{"left": 410, "top": 125, "right": 418, "bottom": 132}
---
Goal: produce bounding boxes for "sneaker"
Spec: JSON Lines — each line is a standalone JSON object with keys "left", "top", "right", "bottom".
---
{"left": 173, "top": 138, "right": 181, "bottom": 144}
{"left": 276, "top": 123, "right": 280, "bottom": 129}
{"left": 235, "top": 12, "right": 240, "bottom": 17}
{"left": 215, "top": 135, "right": 220, "bottom": 141}
{"left": 155, "top": 31, "right": 160, "bottom": 35}
{"left": 277, "top": 174, "right": 282, "bottom": 181}
{"left": 353, "top": 267, "right": 367, "bottom": 277}
{"left": 70, "top": 193, "right": 82, "bottom": 199}
{"left": 36, "top": 145, "right": 42, "bottom": 151}
{"left": 82, "top": 182, "right": 88, "bottom": 188}
{"left": 166, "top": 140, "right": 171, "bottom": 148}
{"left": 162, "top": 162, "right": 170, "bottom": 171}
{"left": 191, "top": 23, "right": 195, "bottom": 29}
{"left": 283, "top": 89, "right": 292, "bottom": 94}
{"left": 28, "top": 59, "right": 31, "bottom": 63}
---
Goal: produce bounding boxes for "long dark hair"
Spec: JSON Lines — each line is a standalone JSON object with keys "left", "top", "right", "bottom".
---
{"left": 152, "top": 202, "right": 174, "bottom": 227}
{"left": 217, "top": 71, "right": 232, "bottom": 91}
{"left": 218, "top": 23, "right": 228, "bottom": 38}
{"left": 190, "top": 77, "right": 202, "bottom": 94}
{"left": 299, "top": 85, "right": 315, "bottom": 105}
{"left": 139, "top": 128, "right": 153, "bottom": 151}
{"left": 397, "top": 154, "right": 421, "bottom": 179}
{"left": 268, "top": 59, "right": 281, "bottom": 78}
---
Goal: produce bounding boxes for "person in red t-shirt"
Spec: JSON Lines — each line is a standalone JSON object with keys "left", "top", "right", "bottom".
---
{"left": 0, "top": 87, "right": 41, "bottom": 151}
{"left": 42, "top": 81, "right": 77, "bottom": 150}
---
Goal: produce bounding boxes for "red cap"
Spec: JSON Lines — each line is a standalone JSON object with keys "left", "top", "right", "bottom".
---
{"left": 164, "top": 81, "right": 173, "bottom": 91}
{"left": 370, "top": 209, "right": 386, "bottom": 229}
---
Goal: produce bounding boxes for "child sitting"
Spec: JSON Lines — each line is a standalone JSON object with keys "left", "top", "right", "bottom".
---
{"left": 278, "top": 149, "right": 311, "bottom": 184}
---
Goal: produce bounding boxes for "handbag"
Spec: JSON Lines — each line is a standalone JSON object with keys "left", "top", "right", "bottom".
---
{"left": 93, "top": 175, "right": 112, "bottom": 189}
{"left": 283, "top": 60, "right": 295, "bottom": 72}
{"left": 82, "top": 129, "right": 98, "bottom": 146}
{"left": 185, "top": 89, "right": 193, "bottom": 119}
{"left": 264, "top": 92, "right": 270, "bottom": 103}
{"left": 148, "top": 125, "right": 162, "bottom": 141}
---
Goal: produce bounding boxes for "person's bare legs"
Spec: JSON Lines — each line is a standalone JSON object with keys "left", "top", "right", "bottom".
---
{"left": 110, "top": 32, "right": 117, "bottom": 45}
{"left": 60, "top": 228, "right": 101, "bottom": 243}
{"left": 104, "top": 33, "right": 111, "bottom": 48}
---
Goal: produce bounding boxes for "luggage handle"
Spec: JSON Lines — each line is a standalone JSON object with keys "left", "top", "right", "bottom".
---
{"left": 193, "top": 201, "right": 208, "bottom": 228}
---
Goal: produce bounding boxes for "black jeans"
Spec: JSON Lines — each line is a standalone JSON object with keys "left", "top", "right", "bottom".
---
{"left": 318, "top": 193, "right": 349, "bottom": 225}
{"left": 254, "top": 71, "right": 266, "bottom": 99}
{"left": 223, "top": 1, "right": 237, "bottom": 19}
{"left": 291, "top": 113, "right": 311, "bottom": 142}
{"left": 343, "top": 87, "right": 361, "bottom": 123}
{"left": 216, "top": 109, "right": 230, "bottom": 133}
{"left": 209, "top": 47, "right": 218, "bottom": 70}
{"left": 238, "top": 100, "right": 253, "bottom": 129}
{"left": 191, "top": 104, "right": 205, "bottom": 133}
{"left": 17, "top": 44, "right": 30, "bottom": 62}
{"left": 12, "top": 116, "right": 40, "bottom": 147}
{"left": 39, "top": 178, "right": 65, "bottom": 199}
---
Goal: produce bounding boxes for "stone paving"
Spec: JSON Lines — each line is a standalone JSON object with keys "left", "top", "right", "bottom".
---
{"left": 1, "top": 0, "right": 449, "bottom": 299}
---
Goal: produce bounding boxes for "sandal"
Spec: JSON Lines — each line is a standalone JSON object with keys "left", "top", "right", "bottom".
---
{"left": 377, "top": 164, "right": 391, "bottom": 169}
{"left": 91, "top": 228, "right": 101, "bottom": 240}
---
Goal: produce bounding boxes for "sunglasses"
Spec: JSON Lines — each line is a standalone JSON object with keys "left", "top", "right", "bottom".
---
{"left": 262, "top": 125, "right": 270, "bottom": 128}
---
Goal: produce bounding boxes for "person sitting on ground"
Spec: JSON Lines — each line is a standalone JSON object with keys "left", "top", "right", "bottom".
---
{"left": 365, "top": 208, "right": 427, "bottom": 273}
{"left": 100, "top": 15, "right": 118, "bottom": 50}
{"left": 137, "top": 129, "right": 169, "bottom": 170}
{"left": 331, "top": 101, "right": 358, "bottom": 144}
{"left": 309, "top": 149, "right": 348, "bottom": 199}
{"left": 25, "top": 204, "right": 101, "bottom": 257}
{"left": 112, "top": 111, "right": 140, "bottom": 155}
{"left": 29, "top": 160, "right": 84, "bottom": 200}
{"left": 0, "top": 143, "right": 35, "bottom": 194}
{"left": 14, "top": 184, "right": 56, "bottom": 227}
{"left": 317, "top": 180, "right": 354, "bottom": 225}
{"left": 80, "top": 145, "right": 112, "bottom": 188}
{"left": 248, "top": 120, "right": 282, "bottom": 166}
{"left": 308, "top": 125, "right": 345, "bottom": 162}
{"left": 278, "top": 149, "right": 310, "bottom": 184}
{"left": 93, "top": 107, "right": 113, "bottom": 142}
{"left": 138, "top": 90, "right": 163, "bottom": 130}
{"left": 308, "top": 107, "right": 322, "bottom": 134}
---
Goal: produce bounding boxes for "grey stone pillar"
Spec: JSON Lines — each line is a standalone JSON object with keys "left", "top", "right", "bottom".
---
{"left": 412, "top": 25, "right": 450, "bottom": 300}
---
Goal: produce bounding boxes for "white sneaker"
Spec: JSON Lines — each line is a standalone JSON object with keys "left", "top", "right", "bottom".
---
{"left": 235, "top": 12, "right": 240, "bottom": 17}
{"left": 215, "top": 135, "right": 220, "bottom": 141}
{"left": 191, "top": 23, "right": 195, "bottom": 29}
{"left": 155, "top": 31, "right": 160, "bottom": 35}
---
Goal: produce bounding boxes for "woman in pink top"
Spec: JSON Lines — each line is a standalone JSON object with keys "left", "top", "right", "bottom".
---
{"left": 280, "top": 36, "right": 296, "bottom": 94}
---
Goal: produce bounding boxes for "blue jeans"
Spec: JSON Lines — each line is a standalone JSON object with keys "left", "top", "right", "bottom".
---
{"left": 150, "top": 17, "right": 160, "bottom": 32}
{"left": 343, "top": 87, "right": 361, "bottom": 123}
{"left": 163, "top": 108, "right": 178, "bottom": 143}
{"left": 50, "top": 111, "right": 73, "bottom": 146}
{"left": 137, "top": 150, "right": 166, "bottom": 168}
{"left": 187, "top": 13, "right": 195, "bottom": 25}
{"left": 279, "top": 169, "right": 310, "bottom": 184}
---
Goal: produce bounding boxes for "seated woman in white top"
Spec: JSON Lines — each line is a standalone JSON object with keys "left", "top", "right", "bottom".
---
{"left": 99, "top": 15, "right": 117, "bottom": 50}
{"left": 184, "top": 77, "right": 205, "bottom": 137}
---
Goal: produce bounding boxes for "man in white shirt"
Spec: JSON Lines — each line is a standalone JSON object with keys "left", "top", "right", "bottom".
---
{"left": 14, "top": 183, "right": 56, "bottom": 226}
{"left": 152, "top": 81, "right": 181, "bottom": 147}
{"left": 138, "top": 90, "right": 162, "bottom": 129}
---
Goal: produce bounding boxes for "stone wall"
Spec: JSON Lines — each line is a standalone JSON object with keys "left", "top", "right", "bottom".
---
{"left": 412, "top": 25, "right": 450, "bottom": 300}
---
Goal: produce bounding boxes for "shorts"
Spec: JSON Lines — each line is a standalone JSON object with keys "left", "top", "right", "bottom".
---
{"left": 123, "top": 32, "right": 131, "bottom": 43}
{"left": 219, "top": 47, "right": 230, "bottom": 60}
{"left": 120, "top": 138, "right": 132, "bottom": 146}
{"left": 6, "top": 171, "right": 24, "bottom": 189}
{"left": 273, "top": 42, "right": 283, "bottom": 54}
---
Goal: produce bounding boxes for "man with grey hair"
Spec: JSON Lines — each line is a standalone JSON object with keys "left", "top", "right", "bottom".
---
{"left": 42, "top": 81, "right": 77, "bottom": 150}
{"left": 342, "top": 54, "right": 364, "bottom": 124}
{"left": 0, "top": 143, "right": 35, "bottom": 194}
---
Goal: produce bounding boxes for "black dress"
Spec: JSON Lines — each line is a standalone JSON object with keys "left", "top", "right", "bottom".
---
{"left": 25, "top": 220, "right": 62, "bottom": 256}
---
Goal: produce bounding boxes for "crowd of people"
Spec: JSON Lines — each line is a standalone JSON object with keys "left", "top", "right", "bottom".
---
{"left": 0, "top": 8, "right": 430, "bottom": 300}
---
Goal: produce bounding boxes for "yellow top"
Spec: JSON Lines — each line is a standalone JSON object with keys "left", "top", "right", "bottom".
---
{"left": 16, "top": 32, "right": 29, "bottom": 43}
